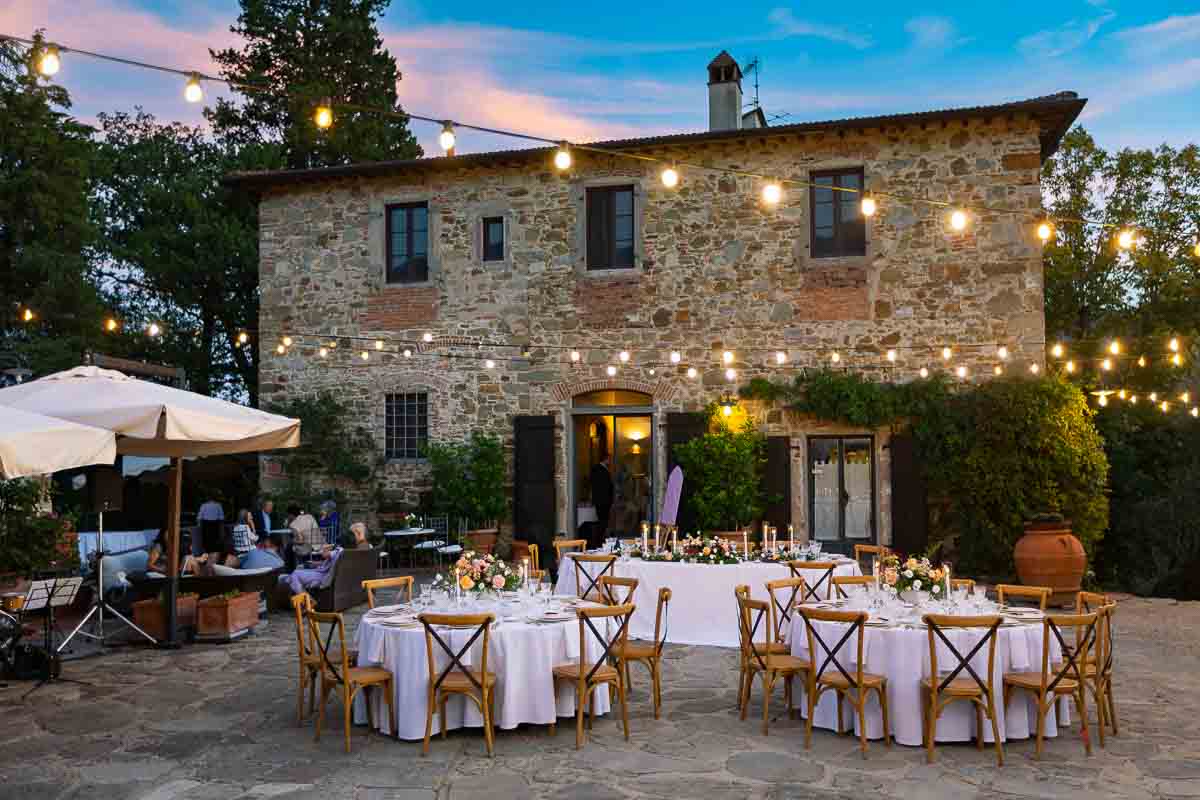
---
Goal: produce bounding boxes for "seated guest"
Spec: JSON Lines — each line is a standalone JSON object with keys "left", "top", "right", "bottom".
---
{"left": 278, "top": 540, "right": 343, "bottom": 595}
{"left": 147, "top": 530, "right": 206, "bottom": 576}
{"left": 230, "top": 508, "right": 258, "bottom": 554}
{"left": 349, "top": 521, "right": 372, "bottom": 550}
{"left": 239, "top": 533, "right": 285, "bottom": 571}
{"left": 289, "top": 505, "right": 321, "bottom": 557}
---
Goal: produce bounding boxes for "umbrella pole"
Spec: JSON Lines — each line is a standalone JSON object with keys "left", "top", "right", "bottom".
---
{"left": 163, "top": 456, "right": 183, "bottom": 648}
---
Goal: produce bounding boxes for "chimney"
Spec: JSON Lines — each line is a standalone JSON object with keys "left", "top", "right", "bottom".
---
{"left": 707, "top": 51, "right": 743, "bottom": 132}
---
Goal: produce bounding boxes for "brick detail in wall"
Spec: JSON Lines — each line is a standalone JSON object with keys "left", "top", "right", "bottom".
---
{"left": 573, "top": 277, "right": 646, "bottom": 328}
{"left": 785, "top": 264, "right": 871, "bottom": 321}
{"left": 361, "top": 286, "right": 439, "bottom": 328}
{"left": 550, "top": 377, "right": 679, "bottom": 403}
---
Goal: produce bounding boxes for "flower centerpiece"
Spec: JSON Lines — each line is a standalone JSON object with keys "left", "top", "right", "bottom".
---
{"left": 627, "top": 545, "right": 677, "bottom": 562}
{"left": 432, "top": 550, "right": 521, "bottom": 594}
{"left": 678, "top": 535, "right": 742, "bottom": 565}
{"left": 402, "top": 512, "right": 419, "bottom": 529}
{"left": 756, "top": 546, "right": 807, "bottom": 563}
{"left": 880, "top": 554, "right": 946, "bottom": 603}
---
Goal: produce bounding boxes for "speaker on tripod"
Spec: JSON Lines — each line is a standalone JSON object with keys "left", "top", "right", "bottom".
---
{"left": 88, "top": 467, "right": 124, "bottom": 514}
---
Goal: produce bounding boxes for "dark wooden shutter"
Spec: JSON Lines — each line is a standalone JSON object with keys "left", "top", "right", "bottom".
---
{"left": 666, "top": 412, "right": 707, "bottom": 533}
{"left": 585, "top": 187, "right": 612, "bottom": 269}
{"left": 514, "top": 415, "right": 556, "bottom": 562}
{"left": 889, "top": 433, "right": 928, "bottom": 556}
{"left": 763, "top": 435, "right": 792, "bottom": 533}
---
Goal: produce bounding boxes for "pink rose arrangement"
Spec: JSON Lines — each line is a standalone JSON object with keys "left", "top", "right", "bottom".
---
{"left": 440, "top": 550, "right": 521, "bottom": 593}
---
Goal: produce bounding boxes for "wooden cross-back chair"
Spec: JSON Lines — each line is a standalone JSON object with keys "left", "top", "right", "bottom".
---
{"left": 736, "top": 591, "right": 809, "bottom": 735}
{"left": 526, "top": 543, "right": 540, "bottom": 573}
{"left": 290, "top": 592, "right": 319, "bottom": 725}
{"left": 853, "top": 544, "right": 887, "bottom": 574}
{"left": 765, "top": 577, "right": 805, "bottom": 646}
{"left": 554, "top": 538, "right": 587, "bottom": 559}
{"left": 598, "top": 575, "right": 638, "bottom": 607}
{"left": 550, "top": 603, "right": 634, "bottom": 749}
{"left": 996, "top": 584, "right": 1051, "bottom": 611}
{"left": 573, "top": 553, "right": 616, "bottom": 602}
{"left": 418, "top": 612, "right": 498, "bottom": 757}
{"left": 833, "top": 575, "right": 875, "bottom": 599}
{"left": 789, "top": 561, "right": 839, "bottom": 602}
{"left": 1077, "top": 592, "right": 1118, "bottom": 742}
{"left": 306, "top": 611, "right": 395, "bottom": 753}
{"left": 1002, "top": 612, "right": 1098, "bottom": 759}
{"left": 921, "top": 614, "right": 1004, "bottom": 766}
{"left": 951, "top": 578, "right": 976, "bottom": 593}
{"left": 615, "top": 587, "right": 671, "bottom": 719}
{"left": 797, "top": 606, "right": 891, "bottom": 757}
{"left": 362, "top": 575, "right": 414, "bottom": 609}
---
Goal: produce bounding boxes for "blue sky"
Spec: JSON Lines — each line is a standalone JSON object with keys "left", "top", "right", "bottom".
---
{"left": 3, "top": 0, "right": 1198, "bottom": 154}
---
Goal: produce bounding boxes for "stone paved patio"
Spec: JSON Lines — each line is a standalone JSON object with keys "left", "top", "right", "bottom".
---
{"left": 1, "top": 596, "right": 1197, "bottom": 800}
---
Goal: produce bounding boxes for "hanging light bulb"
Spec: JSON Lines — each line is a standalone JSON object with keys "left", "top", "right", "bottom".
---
{"left": 148, "top": 322, "right": 162, "bottom": 337}
{"left": 919, "top": 367, "right": 930, "bottom": 379}
{"left": 1098, "top": 394, "right": 1108, "bottom": 407}
{"left": 1117, "top": 229, "right": 1136, "bottom": 250}
{"left": 669, "top": 351, "right": 681, "bottom": 364}
{"left": 997, "top": 346, "right": 1009, "bottom": 361}
{"left": 553, "top": 144, "right": 572, "bottom": 171}
{"left": 830, "top": 352, "right": 841, "bottom": 364}
{"left": 618, "top": 350, "right": 630, "bottom": 363}
{"left": 1029, "top": 363, "right": 1040, "bottom": 374}
{"left": 438, "top": 122, "right": 456, "bottom": 152}
{"left": 1192, "top": 407, "right": 1199, "bottom": 418}
{"left": 722, "top": 404, "right": 733, "bottom": 417}
{"left": 725, "top": 367, "right": 737, "bottom": 381}
{"left": 360, "top": 350, "right": 369, "bottom": 361}
{"left": 942, "top": 347, "right": 952, "bottom": 361}
{"left": 319, "top": 347, "right": 328, "bottom": 358}
{"left": 1037, "top": 222, "right": 1053, "bottom": 242}
{"left": 403, "top": 348, "right": 412, "bottom": 358}
{"left": 184, "top": 73, "right": 203, "bottom": 103}
{"left": 1130, "top": 394, "right": 1138, "bottom": 404}
{"left": 1108, "top": 340, "right": 1121, "bottom": 355}
{"left": 1051, "top": 343, "right": 1064, "bottom": 358}
{"left": 282, "top": 336, "right": 293, "bottom": 347}
{"left": 950, "top": 210, "right": 968, "bottom": 231}
{"left": 1150, "top": 392, "right": 1158, "bottom": 402}
{"left": 761, "top": 182, "right": 783, "bottom": 206}
{"left": 314, "top": 98, "right": 333, "bottom": 129}
{"left": 237, "top": 331, "right": 249, "bottom": 345}
{"left": 860, "top": 195, "right": 877, "bottom": 217}
{"left": 718, "top": 350, "right": 732, "bottom": 365}
{"left": 1172, "top": 352, "right": 1184, "bottom": 366}
{"left": 20, "top": 308, "right": 35, "bottom": 322}
{"left": 1118, "top": 389, "right": 1127, "bottom": 400}
{"left": 36, "top": 44, "right": 61, "bottom": 77}
{"left": 775, "top": 351, "right": 787, "bottom": 365}
{"left": 569, "top": 350, "right": 581, "bottom": 362}
{"left": 606, "top": 365, "right": 616, "bottom": 376}
{"left": 648, "top": 368, "right": 656, "bottom": 376}
{"left": 329, "top": 340, "right": 337, "bottom": 349}
{"left": 1101, "top": 358, "right": 1113, "bottom": 371}
{"left": 423, "top": 332, "right": 434, "bottom": 343}
{"left": 1138, "top": 355, "right": 1147, "bottom": 367}
{"left": 886, "top": 349, "right": 897, "bottom": 363}
{"left": 686, "top": 367, "right": 698, "bottom": 379}
{"left": 276, "top": 344, "right": 286, "bottom": 355}
{"left": 485, "top": 359, "right": 496, "bottom": 369}
{"left": 994, "top": 365, "right": 1003, "bottom": 376}
{"left": 1182, "top": 391, "right": 1192, "bottom": 404}
{"left": 1195, "top": 240, "right": 1200, "bottom": 258}
{"left": 956, "top": 365, "right": 968, "bottom": 379}
{"left": 1161, "top": 400, "right": 1170, "bottom": 413}
{"left": 105, "top": 318, "right": 119, "bottom": 332}
{"left": 374, "top": 340, "right": 384, "bottom": 351}
{"left": 1065, "top": 360, "right": 1076, "bottom": 373}
{"left": 1169, "top": 337, "right": 1180, "bottom": 352}
{"left": 661, "top": 166, "right": 679, "bottom": 188}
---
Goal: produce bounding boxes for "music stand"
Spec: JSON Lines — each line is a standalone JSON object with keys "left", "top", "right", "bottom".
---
{"left": 57, "top": 505, "right": 157, "bottom": 651}
{"left": 22, "top": 576, "right": 86, "bottom": 697}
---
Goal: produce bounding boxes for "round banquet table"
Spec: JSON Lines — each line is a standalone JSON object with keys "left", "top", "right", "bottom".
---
{"left": 788, "top": 614, "right": 1071, "bottom": 746}
{"left": 555, "top": 555, "right": 861, "bottom": 648}
{"left": 352, "top": 603, "right": 613, "bottom": 741}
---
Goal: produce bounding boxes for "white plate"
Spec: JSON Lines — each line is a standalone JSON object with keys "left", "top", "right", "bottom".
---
{"left": 368, "top": 604, "right": 407, "bottom": 615}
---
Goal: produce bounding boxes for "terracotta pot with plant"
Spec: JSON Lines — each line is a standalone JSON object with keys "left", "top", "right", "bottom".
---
{"left": 1013, "top": 513, "right": 1087, "bottom": 606}
{"left": 196, "top": 591, "right": 259, "bottom": 641}
{"left": 132, "top": 592, "right": 199, "bottom": 641}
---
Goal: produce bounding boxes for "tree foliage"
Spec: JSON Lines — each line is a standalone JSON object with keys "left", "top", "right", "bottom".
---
{"left": 207, "top": 0, "right": 422, "bottom": 169}
{"left": 0, "top": 479, "right": 77, "bottom": 575}
{"left": 672, "top": 410, "right": 771, "bottom": 532}
{"left": 424, "top": 433, "right": 507, "bottom": 529}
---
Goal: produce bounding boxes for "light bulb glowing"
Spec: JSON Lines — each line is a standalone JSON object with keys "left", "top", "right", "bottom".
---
{"left": 1195, "top": 240, "right": 1200, "bottom": 258}
{"left": 942, "top": 347, "right": 952, "bottom": 361}
{"left": 1102, "top": 358, "right": 1112, "bottom": 371}
{"left": 661, "top": 167, "right": 679, "bottom": 188}
{"left": 148, "top": 323, "right": 161, "bottom": 337}
{"left": 375, "top": 340, "right": 384, "bottom": 350}
{"left": 950, "top": 210, "right": 968, "bottom": 231}
{"left": 722, "top": 350, "right": 734, "bottom": 365}
{"left": 1098, "top": 395, "right": 1108, "bottom": 407}
{"left": 423, "top": 332, "right": 434, "bottom": 343}
{"left": 994, "top": 365, "right": 1003, "bottom": 376}
{"left": 1138, "top": 355, "right": 1147, "bottom": 367}
{"left": 403, "top": 348, "right": 412, "bottom": 358}
{"left": 1029, "top": 363, "right": 1040, "bottom": 374}
{"left": 569, "top": 350, "right": 580, "bottom": 362}
{"left": 21, "top": 308, "right": 33, "bottom": 322}
{"left": 1130, "top": 394, "right": 1137, "bottom": 404}
{"left": 997, "top": 346, "right": 1009, "bottom": 360}
{"left": 1169, "top": 337, "right": 1180, "bottom": 352}
{"left": 282, "top": 336, "right": 293, "bottom": 347}
{"left": 669, "top": 351, "right": 681, "bottom": 363}
{"left": 919, "top": 367, "right": 929, "bottom": 378}
{"left": 1051, "top": 343, "right": 1064, "bottom": 358}
{"left": 438, "top": 122, "right": 456, "bottom": 152}
{"left": 1172, "top": 353, "right": 1184, "bottom": 366}
{"left": 1161, "top": 401, "right": 1170, "bottom": 413}
{"left": 360, "top": 351, "right": 369, "bottom": 361}
{"left": 648, "top": 368, "right": 655, "bottom": 376}
{"left": 1192, "top": 407, "right": 1199, "bottom": 418}
{"left": 314, "top": 99, "right": 333, "bottom": 129}
{"left": 956, "top": 365, "right": 968, "bottom": 379}
{"left": 1182, "top": 391, "right": 1191, "bottom": 404}
{"left": 318, "top": 347, "right": 328, "bottom": 358}
{"left": 105, "top": 318, "right": 119, "bottom": 332}
{"left": 553, "top": 145, "right": 571, "bottom": 171}
{"left": 725, "top": 367, "right": 736, "bottom": 381}
{"left": 1037, "top": 222, "right": 1053, "bottom": 242}
{"left": 775, "top": 351, "right": 787, "bottom": 364}
{"left": 761, "top": 182, "right": 782, "bottom": 205}
{"left": 1117, "top": 229, "right": 1136, "bottom": 250}
{"left": 184, "top": 73, "right": 203, "bottom": 103}
{"left": 886, "top": 349, "right": 897, "bottom": 363}
{"left": 276, "top": 344, "right": 286, "bottom": 355}
{"left": 237, "top": 331, "right": 249, "bottom": 344}
{"left": 618, "top": 350, "right": 630, "bottom": 363}
{"left": 861, "top": 196, "right": 877, "bottom": 217}
{"left": 1065, "top": 360, "right": 1076, "bottom": 373}
{"left": 687, "top": 367, "right": 698, "bottom": 379}
{"left": 1150, "top": 392, "right": 1158, "bottom": 402}
{"left": 1108, "top": 340, "right": 1121, "bottom": 355}
{"left": 830, "top": 352, "right": 841, "bottom": 364}
{"left": 1118, "top": 389, "right": 1127, "bottom": 400}
{"left": 486, "top": 359, "right": 496, "bottom": 369}
{"left": 37, "top": 45, "right": 61, "bottom": 77}
{"left": 606, "top": 365, "right": 616, "bottom": 376}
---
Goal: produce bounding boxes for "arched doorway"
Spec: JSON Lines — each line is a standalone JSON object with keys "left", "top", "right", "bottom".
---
{"left": 569, "top": 388, "right": 654, "bottom": 546}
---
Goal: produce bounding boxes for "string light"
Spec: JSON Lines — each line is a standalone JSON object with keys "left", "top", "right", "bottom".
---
{"left": 360, "top": 350, "right": 369, "bottom": 361}
{"left": 1169, "top": 338, "right": 1180, "bottom": 352}
{"left": 276, "top": 344, "right": 286, "bottom": 355}
{"left": 994, "top": 365, "right": 1003, "bottom": 376}
{"left": 761, "top": 182, "right": 782, "bottom": 206}
{"left": 1149, "top": 392, "right": 1158, "bottom": 402}
{"left": 1108, "top": 340, "right": 1121, "bottom": 355}
{"left": 1117, "top": 229, "right": 1136, "bottom": 250}
{"left": 1029, "top": 363, "right": 1040, "bottom": 374}
{"left": 423, "top": 332, "right": 434, "bottom": 343}
{"left": 618, "top": 350, "right": 630, "bottom": 363}
{"left": 942, "top": 347, "right": 952, "bottom": 361}
{"left": 725, "top": 367, "right": 737, "bottom": 381}
{"left": 830, "top": 352, "right": 841, "bottom": 364}
{"left": 950, "top": 210, "right": 968, "bottom": 231}
{"left": 438, "top": 122, "right": 456, "bottom": 152}
{"left": 1161, "top": 400, "right": 1170, "bottom": 413}
{"left": 956, "top": 365, "right": 968, "bottom": 379}
{"left": 1118, "top": 389, "right": 1127, "bottom": 400}
{"left": 486, "top": 359, "right": 496, "bottom": 369}
{"left": 184, "top": 73, "right": 203, "bottom": 103}
{"left": 919, "top": 367, "right": 929, "bottom": 378}
{"left": 1172, "top": 353, "right": 1184, "bottom": 367}
{"left": 403, "top": 348, "right": 412, "bottom": 358}
{"left": 319, "top": 347, "right": 328, "bottom": 358}
{"left": 374, "top": 340, "right": 384, "bottom": 350}
{"left": 1138, "top": 355, "right": 1147, "bottom": 367}
{"left": 997, "top": 346, "right": 1009, "bottom": 360}
{"left": 1130, "top": 394, "right": 1137, "bottom": 404}
{"left": 1102, "top": 358, "right": 1112, "bottom": 371}
{"left": 1098, "top": 395, "right": 1108, "bottom": 407}
{"left": 105, "top": 318, "right": 119, "bottom": 332}
{"left": 1051, "top": 343, "right": 1064, "bottom": 358}
{"left": 886, "top": 349, "right": 897, "bottom": 363}
{"left": 36, "top": 44, "right": 61, "bottom": 76}
{"left": 669, "top": 351, "right": 681, "bottom": 364}
{"left": 1037, "top": 222, "right": 1053, "bottom": 242}
{"left": 1065, "top": 360, "right": 1076, "bottom": 373}
{"left": 775, "top": 351, "right": 787, "bottom": 365}
{"left": 1182, "top": 391, "right": 1191, "bottom": 404}
{"left": 237, "top": 331, "right": 249, "bottom": 344}
{"left": 686, "top": 367, "right": 698, "bottom": 379}
{"left": 553, "top": 144, "right": 571, "bottom": 171}
{"left": 1192, "top": 407, "right": 1199, "bottom": 418}
{"left": 569, "top": 350, "right": 581, "bottom": 362}
{"left": 148, "top": 322, "right": 162, "bottom": 337}
{"left": 861, "top": 195, "right": 877, "bottom": 217}
{"left": 314, "top": 98, "right": 333, "bottom": 130}
{"left": 648, "top": 368, "right": 656, "bottom": 376}
{"left": 661, "top": 166, "right": 679, "bottom": 188}
{"left": 282, "top": 336, "right": 293, "bottom": 347}
{"left": 20, "top": 308, "right": 34, "bottom": 322}
{"left": 721, "top": 350, "right": 735, "bottom": 365}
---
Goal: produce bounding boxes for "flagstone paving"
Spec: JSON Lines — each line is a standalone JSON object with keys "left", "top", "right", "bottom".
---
{"left": 1, "top": 596, "right": 1197, "bottom": 800}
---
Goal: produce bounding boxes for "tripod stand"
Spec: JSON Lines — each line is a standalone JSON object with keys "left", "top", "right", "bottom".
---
{"left": 58, "top": 507, "right": 157, "bottom": 652}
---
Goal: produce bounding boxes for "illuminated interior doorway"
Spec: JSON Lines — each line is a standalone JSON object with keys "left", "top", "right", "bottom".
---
{"left": 569, "top": 389, "right": 653, "bottom": 543}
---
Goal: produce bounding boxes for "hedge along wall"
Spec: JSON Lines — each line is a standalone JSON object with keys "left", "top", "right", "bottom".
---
{"left": 742, "top": 371, "right": 1109, "bottom": 580}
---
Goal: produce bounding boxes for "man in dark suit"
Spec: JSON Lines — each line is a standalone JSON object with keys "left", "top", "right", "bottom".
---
{"left": 589, "top": 456, "right": 613, "bottom": 547}
{"left": 258, "top": 499, "right": 274, "bottom": 537}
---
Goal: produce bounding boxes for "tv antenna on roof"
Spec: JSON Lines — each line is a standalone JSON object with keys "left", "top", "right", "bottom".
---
{"left": 743, "top": 57, "right": 762, "bottom": 110}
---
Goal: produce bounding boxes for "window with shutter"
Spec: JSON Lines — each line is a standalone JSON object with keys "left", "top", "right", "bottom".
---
{"left": 586, "top": 185, "right": 635, "bottom": 270}
{"left": 809, "top": 168, "right": 866, "bottom": 259}
{"left": 386, "top": 202, "right": 430, "bottom": 283}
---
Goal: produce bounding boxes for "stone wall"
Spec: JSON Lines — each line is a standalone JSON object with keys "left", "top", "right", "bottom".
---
{"left": 257, "top": 114, "right": 1047, "bottom": 542}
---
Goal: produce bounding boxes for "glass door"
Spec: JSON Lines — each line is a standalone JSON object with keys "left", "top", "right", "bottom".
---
{"left": 611, "top": 415, "right": 652, "bottom": 537}
{"left": 807, "top": 435, "right": 875, "bottom": 555}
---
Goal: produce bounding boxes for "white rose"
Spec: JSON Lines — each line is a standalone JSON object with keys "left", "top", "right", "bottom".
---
{"left": 932, "top": 584, "right": 941, "bottom": 594}
{"left": 904, "top": 570, "right": 914, "bottom": 578}
{"left": 913, "top": 580, "right": 922, "bottom": 590}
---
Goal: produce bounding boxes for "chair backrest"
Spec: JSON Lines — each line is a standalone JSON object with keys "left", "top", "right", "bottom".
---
{"left": 1075, "top": 590, "right": 1108, "bottom": 613}
{"left": 573, "top": 553, "right": 616, "bottom": 600}
{"left": 652, "top": 587, "right": 672, "bottom": 653}
{"left": 554, "top": 539, "right": 587, "bottom": 557}
{"left": 576, "top": 603, "right": 634, "bottom": 684}
{"left": 1077, "top": 593, "right": 1115, "bottom": 676}
{"left": 833, "top": 575, "right": 875, "bottom": 599}
{"left": 362, "top": 575, "right": 414, "bottom": 608}
{"left": 853, "top": 544, "right": 886, "bottom": 573}
{"left": 788, "top": 561, "right": 838, "bottom": 602}
{"left": 736, "top": 591, "right": 776, "bottom": 673}
{"left": 290, "top": 591, "right": 314, "bottom": 661}
{"left": 527, "top": 543, "right": 540, "bottom": 573}
{"left": 950, "top": 578, "right": 976, "bottom": 592}
{"left": 798, "top": 606, "right": 868, "bottom": 688}
{"left": 418, "top": 612, "right": 494, "bottom": 695}
{"left": 427, "top": 515, "right": 449, "bottom": 540}
{"left": 997, "top": 584, "right": 1051, "bottom": 611}
{"left": 306, "top": 610, "right": 351, "bottom": 684}
{"left": 922, "top": 613, "right": 1001, "bottom": 700}
{"left": 598, "top": 575, "right": 638, "bottom": 606}
{"left": 1036, "top": 612, "right": 1098, "bottom": 695}
{"left": 765, "top": 577, "right": 805, "bottom": 642}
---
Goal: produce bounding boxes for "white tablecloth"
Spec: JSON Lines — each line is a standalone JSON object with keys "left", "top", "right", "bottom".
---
{"left": 353, "top": 609, "right": 613, "bottom": 740}
{"left": 789, "top": 616, "right": 1071, "bottom": 746}
{"left": 555, "top": 557, "right": 861, "bottom": 648}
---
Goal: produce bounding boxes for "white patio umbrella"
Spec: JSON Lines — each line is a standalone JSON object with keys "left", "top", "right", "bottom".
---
{"left": 0, "top": 366, "right": 301, "bottom": 644}
{"left": 0, "top": 406, "right": 117, "bottom": 479}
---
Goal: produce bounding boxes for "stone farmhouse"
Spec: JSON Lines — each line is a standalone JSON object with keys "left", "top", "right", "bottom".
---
{"left": 231, "top": 52, "right": 1085, "bottom": 556}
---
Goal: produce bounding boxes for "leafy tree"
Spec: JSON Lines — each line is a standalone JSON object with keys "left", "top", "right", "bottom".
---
{"left": 672, "top": 411, "right": 771, "bottom": 532}
{"left": 92, "top": 110, "right": 274, "bottom": 401}
{"left": 0, "top": 36, "right": 106, "bottom": 377}
{"left": 207, "top": 0, "right": 422, "bottom": 169}
{"left": 0, "top": 478, "right": 77, "bottom": 575}
{"left": 424, "top": 433, "right": 507, "bottom": 529}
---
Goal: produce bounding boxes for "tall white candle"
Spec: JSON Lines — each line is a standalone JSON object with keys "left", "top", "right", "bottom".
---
{"left": 788, "top": 524, "right": 794, "bottom": 552}
{"left": 672, "top": 528, "right": 677, "bottom": 552}
{"left": 742, "top": 529, "right": 748, "bottom": 555}
{"left": 654, "top": 524, "right": 660, "bottom": 552}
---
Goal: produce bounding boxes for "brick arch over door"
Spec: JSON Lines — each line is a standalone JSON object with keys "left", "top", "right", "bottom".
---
{"left": 550, "top": 377, "right": 679, "bottom": 403}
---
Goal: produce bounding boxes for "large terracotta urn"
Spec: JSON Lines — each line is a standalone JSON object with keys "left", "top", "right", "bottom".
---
{"left": 1013, "top": 518, "right": 1086, "bottom": 606}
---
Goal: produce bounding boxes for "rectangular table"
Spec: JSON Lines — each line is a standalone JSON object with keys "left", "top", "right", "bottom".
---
{"left": 555, "top": 556, "right": 860, "bottom": 648}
